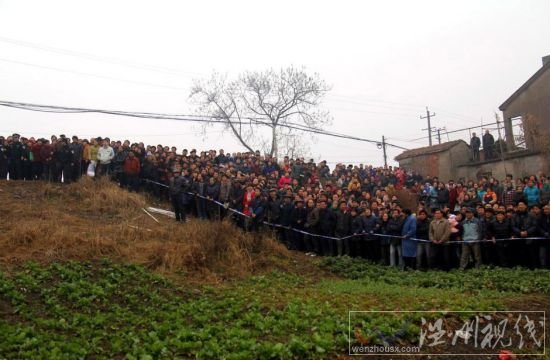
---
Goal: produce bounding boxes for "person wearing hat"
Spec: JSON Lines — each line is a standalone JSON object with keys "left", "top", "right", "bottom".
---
{"left": 459, "top": 207, "right": 483, "bottom": 270}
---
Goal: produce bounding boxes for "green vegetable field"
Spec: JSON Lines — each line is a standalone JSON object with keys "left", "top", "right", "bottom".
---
{"left": 1, "top": 258, "right": 549, "bottom": 359}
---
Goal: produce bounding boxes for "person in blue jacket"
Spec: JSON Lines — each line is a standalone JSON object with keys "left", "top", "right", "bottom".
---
{"left": 523, "top": 180, "right": 540, "bottom": 207}
{"left": 401, "top": 209, "right": 417, "bottom": 270}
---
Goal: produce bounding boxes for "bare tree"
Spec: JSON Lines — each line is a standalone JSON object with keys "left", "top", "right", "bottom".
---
{"left": 190, "top": 66, "right": 331, "bottom": 157}
{"left": 277, "top": 126, "right": 314, "bottom": 159}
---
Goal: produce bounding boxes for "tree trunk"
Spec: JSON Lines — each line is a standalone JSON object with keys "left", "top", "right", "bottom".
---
{"left": 270, "top": 126, "right": 278, "bottom": 158}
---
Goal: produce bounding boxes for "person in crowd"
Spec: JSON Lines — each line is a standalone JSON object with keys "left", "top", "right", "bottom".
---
{"left": 470, "top": 132, "right": 481, "bottom": 161}
{"left": 248, "top": 188, "right": 266, "bottom": 232}
{"left": 541, "top": 178, "right": 550, "bottom": 205}
{"left": 5, "top": 131, "right": 550, "bottom": 270}
{"left": 96, "top": 139, "right": 114, "bottom": 177}
{"left": 317, "top": 200, "right": 336, "bottom": 256}
{"left": 123, "top": 151, "right": 141, "bottom": 192}
{"left": 193, "top": 174, "right": 207, "bottom": 220}
{"left": 538, "top": 204, "right": 550, "bottom": 268}
{"left": 429, "top": 209, "right": 452, "bottom": 270}
{"left": 523, "top": 180, "right": 540, "bottom": 207}
{"left": 279, "top": 194, "right": 295, "bottom": 249}
{"left": 30, "top": 138, "right": 43, "bottom": 180}
{"left": 266, "top": 188, "right": 281, "bottom": 225}
{"left": 88, "top": 138, "right": 99, "bottom": 175}
{"left": 218, "top": 174, "right": 232, "bottom": 220}
{"left": 460, "top": 208, "right": 483, "bottom": 270}
{"left": 113, "top": 140, "right": 129, "bottom": 185}
{"left": 334, "top": 201, "right": 352, "bottom": 256}
{"left": 8, "top": 133, "right": 24, "bottom": 180}
{"left": 483, "top": 187, "right": 498, "bottom": 206}
{"left": 482, "top": 129, "right": 495, "bottom": 160}
{"left": 304, "top": 199, "right": 321, "bottom": 255}
{"left": 378, "top": 211, "right": 391, "bottom": 265}
{"left": 0, "top": 136, "right": 8, "bottom": 179}
{"left": 437, "top": 182, "right": 449, "bottom": 209}
{"left": 401, "top": 209, "right": 417, "bottom": 270}
{"left": 386, "top": 209, "right": 404, "bottom": 267}
{"left": 290, "top": 198, "right": 307, "bottom": 251}
{"left": 69, "top": 136, "right": 83, "bottom": 182}
{"left": 512, "top": 201, "right": 538, "bottom": 268}
{"left": 56, "top": 137, "right": 74, "bottom": 184}
{"left": 415, "top": 209, "right": 431, "bottom": 270}
{"left": 205, "top": 176, "right": 221, "bottom": 220}
{"left": 169, "top": 170, "right": 186, "bottom": 222}
{"left": 487, "top": 210, "right": 513, "bottom": 267}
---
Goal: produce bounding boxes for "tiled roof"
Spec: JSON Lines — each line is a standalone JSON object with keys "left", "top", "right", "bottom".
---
{"left": 394, "top": 140, "right": 467, "bottom": 161}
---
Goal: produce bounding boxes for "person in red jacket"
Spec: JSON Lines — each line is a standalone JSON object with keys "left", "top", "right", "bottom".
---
{"left": 123, "top": 151, "right": 141, "bottom": 192}
{"left": 242, "top": 184, "right": 256, "bottom": 216}
{"left": 31, "top": 139, "right": 43, "bottom": 180}
{"left": 278, "top": 171, "right": 292, "bottom": 189}
{"left": 39, "top": 139, "right": 54, "bottom": 181}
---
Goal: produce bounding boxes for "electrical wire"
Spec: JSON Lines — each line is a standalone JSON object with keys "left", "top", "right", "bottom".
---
{"left": 0, "top": 58, "right": 189, "bottom": 91}
{"left": 0, "top": 100, "right": 410, "bottom": 151}
{"left": 0, "top": 36, "right": 204, "bottom": 78}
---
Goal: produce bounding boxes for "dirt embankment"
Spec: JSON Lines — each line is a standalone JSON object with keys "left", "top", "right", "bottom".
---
{"left": 0, "top": 178, "right": 316, "bottom": 281}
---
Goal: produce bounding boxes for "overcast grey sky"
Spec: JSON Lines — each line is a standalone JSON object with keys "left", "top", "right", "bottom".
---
{"left": 1, "top": 0, "right": 549, "bottom": 166}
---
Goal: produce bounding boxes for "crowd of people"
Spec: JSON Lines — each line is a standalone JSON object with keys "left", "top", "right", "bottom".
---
{"left": 1, "top": 132, "right": 550, "bottom": 270}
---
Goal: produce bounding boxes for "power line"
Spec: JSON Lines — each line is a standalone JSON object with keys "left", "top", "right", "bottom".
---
{"left": 0, "top": 100, "right": 409, "bottom": 151}
{"left": 0, "top": 58, "right": 189, "bottom": 91}
{"left": 408, "top": 118, "right": 523, "bottom": 142}
{"left": 0, "top": 36, "right": 204, "bottom": 77}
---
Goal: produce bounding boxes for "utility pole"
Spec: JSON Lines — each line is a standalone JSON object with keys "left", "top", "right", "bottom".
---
{"left": 420, "top": 107, "right": 436, "bottom": 146}
{"left": 382, "top": 135, "right": 387, "bottom": 168}
{"left": 495, "top": 112, "right": 508, "bottom": 175}
{"left": 435, "top": 127, "right": 446, "bottom": 144}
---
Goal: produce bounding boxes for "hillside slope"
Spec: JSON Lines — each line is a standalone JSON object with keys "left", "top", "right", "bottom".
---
{"left": 0, "top": 178, "right": 301, "bottom": 280}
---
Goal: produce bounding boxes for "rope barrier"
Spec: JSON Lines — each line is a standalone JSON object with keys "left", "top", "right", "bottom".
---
{"left": 141, "top": 179, "right": 549, "bottom": 245}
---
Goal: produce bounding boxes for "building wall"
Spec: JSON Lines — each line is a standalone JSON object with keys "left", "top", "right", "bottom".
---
{"left": 455, "top": 152, "right": 546, "bottom": 181}
{"left": 400, "top": 154, "right": 440, "bottom": 179}
{"left": 397, "top": 143, "right": 471, "bottom": 182}
{"left": 503, "top": 68, "right": 550, "bottom": 149}
{"left": 448, "top": 144, "right": 471, "bottom": 179}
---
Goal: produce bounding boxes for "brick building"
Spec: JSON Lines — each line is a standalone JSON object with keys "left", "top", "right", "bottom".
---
{"left": 394, "top": 140, "right": 470, "bottom": 181}
{"left": 395, "top": 56, "right": 550, "bottom": 181}
{"left": 500, "top": 56, "right": 550, "bottom": 150}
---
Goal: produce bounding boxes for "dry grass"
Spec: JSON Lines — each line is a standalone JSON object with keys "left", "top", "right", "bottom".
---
{"left": 0, "top": 177, "right": 293, "bottom": 281}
